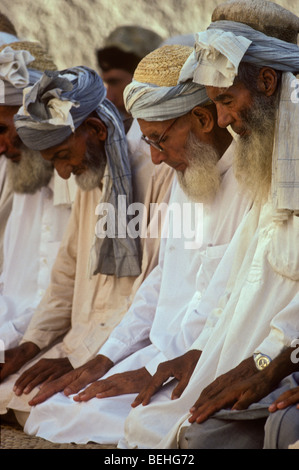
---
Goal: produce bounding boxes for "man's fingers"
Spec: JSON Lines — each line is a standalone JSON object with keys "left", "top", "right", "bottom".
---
{"left": 131, "top": 392, "right": 145, "bottom": 408}
{"left": 63, "top": 369, "right": 103, "bottom": 396}
{"left": 188, "top": 403, "right": 214, "bottom": 424}
{"left": 232, "top": 389, "right": 261, "bottom": 411}
{"left": 131, "top": 382, "right": 160, "bottom": 408}
{"left": 73, "top": 382, "right": 106, "bottom": 402}
{"left": 63, "top": 376, "right": 91, "bottom": 396}
{"left": 171, "top": 377, "right": 190, "bottom": 400}
{"left": 269, "top": 388, "right": 299, "bottom": 412}
{"left": 189, "top": 400, "right": 224, "bottom": 424}
{"left": 14, "top": 369, "right": 48, "bottom": 395}
{"left": 28, "top": 383, "right": 60, "bottom": 406}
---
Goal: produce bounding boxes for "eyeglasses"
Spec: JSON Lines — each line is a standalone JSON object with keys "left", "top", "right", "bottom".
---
{"left": 141, "top": 117, "right": 179, "bottom": 152}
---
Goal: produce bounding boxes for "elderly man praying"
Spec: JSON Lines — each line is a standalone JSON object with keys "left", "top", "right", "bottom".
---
{"left": 19, "top": 45, "right": 251, "bottom": 446}
{"left": 0, "top": 64, "right": 172, "bottom": 427}
{"left": 117, "top": 0, "right": 299, "bottom": 450}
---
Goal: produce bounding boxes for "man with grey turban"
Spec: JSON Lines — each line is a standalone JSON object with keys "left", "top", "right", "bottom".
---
{"left": 19, "top": 44, "right": 251, "bottom": 446}
{"left": 0, "top": 39, "right": 71, "bottom": 385}
{"left": 0, "top": 63, "right": 171, "bottom": 429}
{"left": 117, "top": 0, "right": 299, "bottom": 451}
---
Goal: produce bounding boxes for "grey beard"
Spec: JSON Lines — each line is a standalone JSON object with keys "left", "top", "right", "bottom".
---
{"left": 6, "top": 147, "right": 53, "bottom": 194}
{"left": 75, "top": 148, "right": 106, "bottom": 191}
{"left": 177, "top": 133, "right": 221, "bottom": 203}
{"left": 75, "top": 165, "right": 106, "bottom": 191}
{"left": 234, "top": 93, "right": 277, "bottom": 202}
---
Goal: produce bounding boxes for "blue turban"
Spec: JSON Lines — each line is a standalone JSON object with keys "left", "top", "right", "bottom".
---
{"left": 15, "top": 66, "right": 141, "bottom": 277}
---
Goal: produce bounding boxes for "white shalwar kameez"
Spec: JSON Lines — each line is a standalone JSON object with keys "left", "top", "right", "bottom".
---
{"left": 0, "top": 176, "right": 71, "bottom": 349}
{"left": 118, "top": 199, "right": 299, "bottom": 449}
{"left": 23, "top": 142, "right": 252, "bottom": 444}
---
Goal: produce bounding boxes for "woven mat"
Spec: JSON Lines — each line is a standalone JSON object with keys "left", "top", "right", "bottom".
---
{"left": 0, "top": 422, "right": 117, "bottom": 449}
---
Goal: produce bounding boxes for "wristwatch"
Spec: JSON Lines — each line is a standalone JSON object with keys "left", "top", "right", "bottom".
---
{"left": 253, "top": 352, "right": 272, "bottom": 370}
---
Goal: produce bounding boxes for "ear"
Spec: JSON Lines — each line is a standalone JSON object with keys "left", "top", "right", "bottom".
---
{"left": 84, "top": 117, "right": 107, "bottom": 142}
{"left": 191, "top": 106, "right": 214, "bottom": 134}
{"left": 257, "top": 67, "right": 278, "bottom": 96}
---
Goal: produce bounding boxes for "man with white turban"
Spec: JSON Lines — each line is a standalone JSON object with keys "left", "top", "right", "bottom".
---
{"left": 0, "top": 63, "right": 172, "bottom": 427}
{"left": 0, "top": 40, "right": 72, "bottom": 361}
{"left": 117, "top": 0, "right": 299, "bottom": 450}
{"left": 19, "top": 44, "right": 251, "bottom": 445}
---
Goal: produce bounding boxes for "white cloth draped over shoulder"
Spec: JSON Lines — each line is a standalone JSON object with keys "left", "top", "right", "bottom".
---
{"left": 23, "top": 142, "right": 251, "bottom": 445}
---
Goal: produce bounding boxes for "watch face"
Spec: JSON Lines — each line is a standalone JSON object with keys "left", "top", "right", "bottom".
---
{"left": 256, "top": 355, "right": 271, "bottom": 370}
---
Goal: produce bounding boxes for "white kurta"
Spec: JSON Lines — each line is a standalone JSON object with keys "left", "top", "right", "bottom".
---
{"left": 119, "top": 200, "right": 299, "bottom": 449}
{"left": 0, "top": 176, "right": 71, "bottom": 350}
{"left": 23, "top": 142, "right": 252, "bottom": 444}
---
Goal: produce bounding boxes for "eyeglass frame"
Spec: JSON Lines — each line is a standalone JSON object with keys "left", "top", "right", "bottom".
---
{"left": 140, "top": 100, "right": 214, "bottom": 152}
{"left": 141, "top": 117, "right": 179, "bottom": 152}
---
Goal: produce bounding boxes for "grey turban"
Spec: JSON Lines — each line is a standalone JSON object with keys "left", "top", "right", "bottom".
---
{"left": 15, "top": 66, "right": 141, "bottom": 277}
{"left": 124, "top": 80, "right": 209, "bottom": 122}
{"left": 179, "top": 21, "right": 299, "bottom": 89}
{"left": 15, "top": 66, "right": 108, "bottom": 150}
{"left": 208, "top": 20, "right": 299, "bottom": 73}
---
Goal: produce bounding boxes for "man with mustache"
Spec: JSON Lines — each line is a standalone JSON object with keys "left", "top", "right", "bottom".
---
{"left": 0, "top": 64, "right": 172, "bottom": 428}
{"left": 19, "top": 44, "right": 251, "bottom": 445}
{"left": 117, "top": 0, "right": 299, "bottom": 450}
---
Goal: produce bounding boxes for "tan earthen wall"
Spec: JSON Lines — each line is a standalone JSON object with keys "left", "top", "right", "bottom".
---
{"left": 1, "top": 0, "right": 298, "bottom": 72}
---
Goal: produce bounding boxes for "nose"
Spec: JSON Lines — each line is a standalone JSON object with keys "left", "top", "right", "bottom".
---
{"left": 216, "top": 104, "right": 233, "bottom": 129}
{"left": 150, "top": 147, "right": 167, "bottom": 166}
{"left": 54, "top": 160, "right": 72, "bottom": 179}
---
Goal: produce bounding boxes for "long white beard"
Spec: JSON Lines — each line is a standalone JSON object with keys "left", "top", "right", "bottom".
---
{"left": 6, "top": 147, "right": 53, "bottom": 194}
{"left": 234, "top": 94, "right": 277, "bottom": 202}
{"left": 75, "top": 165, "right": 106, "bottom": 191}
{"left": 177, "top": 133, "right": 221, "bottom": 203}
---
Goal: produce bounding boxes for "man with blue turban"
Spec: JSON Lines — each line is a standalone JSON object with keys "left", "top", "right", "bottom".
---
{"left": 117, "top": 0, "right": 299, "bottom": 451}
{"left": 19, "top": 44, "right": 251, "bottom": 446}
{"left": 0, "top": 64, "right": 173, "bottom": 427}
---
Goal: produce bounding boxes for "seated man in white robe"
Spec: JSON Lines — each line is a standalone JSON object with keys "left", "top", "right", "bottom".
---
{"left": 0, "top": 64, "right": 172, "bottom": 426}
{"left": 19, "top": 45, "right": 251, "bottom": 445}
{"left": 0, "top": 41, "right": 72, "bottom": 350}
{"left": 117, "top": 0, "right": 299, "bottom": 450}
